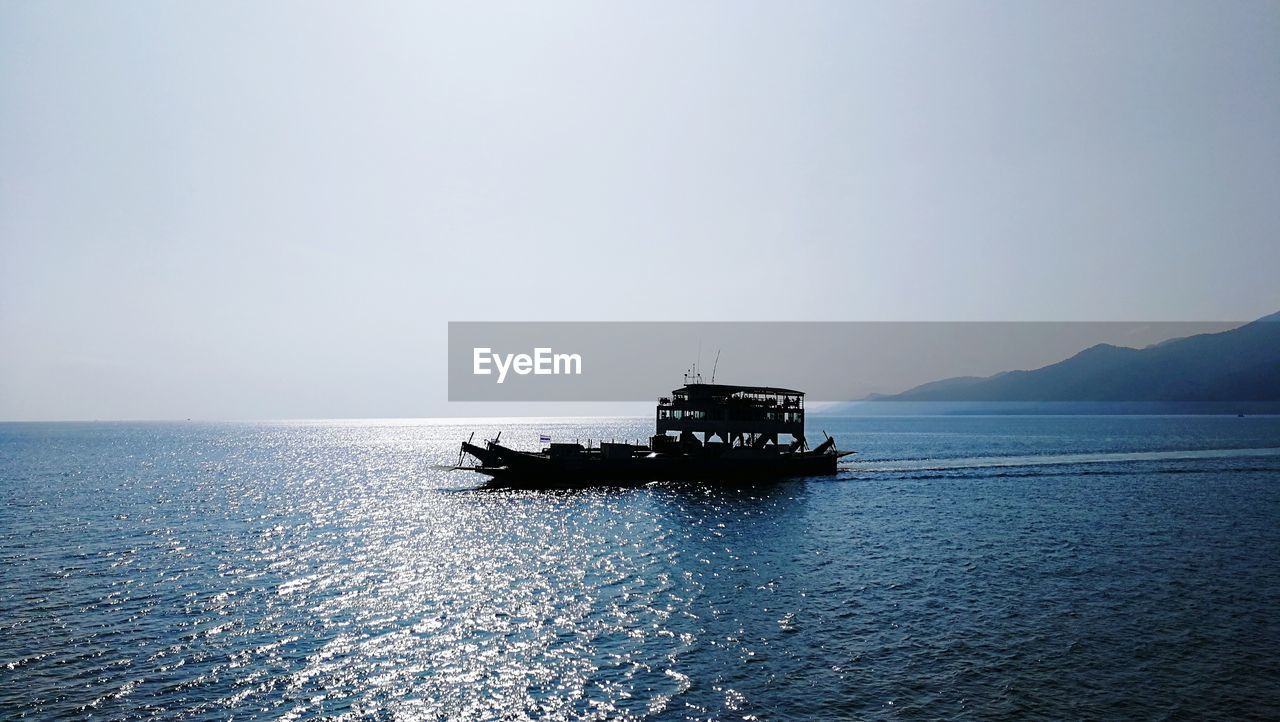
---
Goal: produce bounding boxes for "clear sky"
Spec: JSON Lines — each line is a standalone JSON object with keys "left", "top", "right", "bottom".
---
{"left": 2, "top": 1, "right": 1278, "bottom": 420}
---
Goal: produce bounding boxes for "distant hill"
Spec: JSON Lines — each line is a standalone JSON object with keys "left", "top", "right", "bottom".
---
{"left": 876, "top": 311, "right": 1280, "bottom": 403}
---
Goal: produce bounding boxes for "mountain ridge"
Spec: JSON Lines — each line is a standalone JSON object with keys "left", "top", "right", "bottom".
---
{"left": 874, "top": 312, "right": 1280, "bottom": 403}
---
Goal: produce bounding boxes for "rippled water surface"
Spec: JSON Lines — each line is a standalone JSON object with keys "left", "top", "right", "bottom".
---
{"left": 3, "top": 416, "right": 1279, "bottom": 719}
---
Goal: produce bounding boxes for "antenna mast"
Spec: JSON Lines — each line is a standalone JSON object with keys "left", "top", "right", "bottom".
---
{"left": 711, "top": 349, "right": 720, "bottom": 384}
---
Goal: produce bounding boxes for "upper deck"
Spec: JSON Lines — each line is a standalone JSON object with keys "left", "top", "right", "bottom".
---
{"left": 655, "top": 383, "right": 805, "bottom": 440}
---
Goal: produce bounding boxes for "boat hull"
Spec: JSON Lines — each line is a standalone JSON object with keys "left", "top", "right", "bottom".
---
{"left": 463, "top": 442, "right": 841, "bottom": 487}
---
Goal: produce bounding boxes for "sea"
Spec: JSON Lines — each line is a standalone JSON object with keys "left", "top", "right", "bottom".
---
{"left": 2, "top": 415, "right": 1279, "bottom": 720}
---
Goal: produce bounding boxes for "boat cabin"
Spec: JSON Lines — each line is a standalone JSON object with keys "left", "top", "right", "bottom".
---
{"left": 654, "top": 383, "right": 805, "bottom": 449}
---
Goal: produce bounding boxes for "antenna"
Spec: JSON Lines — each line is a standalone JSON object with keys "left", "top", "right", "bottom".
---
{"left": 711, "top": 349, "right": 720, "bottom": 383}
{"left": 696, "top": 341, "right": 702, "bottom": 384}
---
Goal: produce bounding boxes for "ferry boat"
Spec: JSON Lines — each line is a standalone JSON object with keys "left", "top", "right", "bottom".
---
{"left": 459, "top": 382, "right": 852, "bottom": 486}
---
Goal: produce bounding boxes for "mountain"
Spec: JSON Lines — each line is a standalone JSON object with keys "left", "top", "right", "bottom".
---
{"left": 877, "top": 312, "right": 1280, "bottom": 403}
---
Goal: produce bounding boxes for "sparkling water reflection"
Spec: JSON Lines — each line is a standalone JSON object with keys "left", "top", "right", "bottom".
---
{"left": 2, "top": 416, "right": 1279, "bottom": 719}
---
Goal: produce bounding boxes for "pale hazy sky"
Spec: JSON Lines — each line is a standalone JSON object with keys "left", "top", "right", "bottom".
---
{"left": 2, "top": 1, "right": 1278, "bottom": 420}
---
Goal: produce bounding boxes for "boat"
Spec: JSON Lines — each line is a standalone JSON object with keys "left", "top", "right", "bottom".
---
{"left": 459, "top": 382, "right": 853, "bottom": 486}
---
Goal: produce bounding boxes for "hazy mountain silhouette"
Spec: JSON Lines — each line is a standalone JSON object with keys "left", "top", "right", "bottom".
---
{"left": 877, "top": 311, "right": 1280, "bottom": 402}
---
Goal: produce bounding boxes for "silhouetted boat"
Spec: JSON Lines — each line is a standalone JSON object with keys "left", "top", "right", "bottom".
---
{"left": 460, "top": 382, "right": 852, "bottom": 486}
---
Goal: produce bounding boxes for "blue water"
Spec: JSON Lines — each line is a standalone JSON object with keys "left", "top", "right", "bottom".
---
{"left": 2, "top": 416, "right": 1279, "bottom": 719}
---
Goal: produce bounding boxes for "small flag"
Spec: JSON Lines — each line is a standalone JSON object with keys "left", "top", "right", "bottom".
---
{"left": 539, "top": 434, "right": 552, "bottom": 444}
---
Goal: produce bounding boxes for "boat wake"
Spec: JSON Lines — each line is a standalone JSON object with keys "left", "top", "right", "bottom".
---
{"left": 843, "top": 446, "right": 1280, "bottom": 472}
